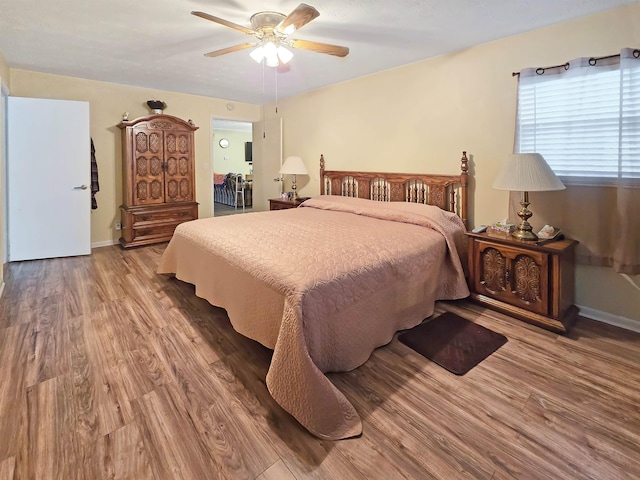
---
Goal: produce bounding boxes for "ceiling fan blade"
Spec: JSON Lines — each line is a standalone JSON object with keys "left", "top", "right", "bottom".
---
{"left": 276, "top": 3, "right": 319, "bottom": 34}
{"left": 289, "top": 39, "right": 349, "bottom": 57}
{"left": 204, "top": 43, "right": 256, "bottom": 58}
{"left": 191, "top": 11, "right": 255, "bottom": 35}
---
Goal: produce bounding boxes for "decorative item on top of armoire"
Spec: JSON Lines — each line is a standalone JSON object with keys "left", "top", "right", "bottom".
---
{"left": 146, "top": 100, "right": 166, "bottom": 114}
{"left": 118, "top": 114, "right": 199, "bottom": 248}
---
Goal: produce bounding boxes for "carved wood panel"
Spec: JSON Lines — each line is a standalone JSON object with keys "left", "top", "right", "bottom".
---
{"left": 514, "top": 254, "right": 542, "bottom": 304}
{"left": 428, "top": 185, "right": 446, "bottom": 209}
{"left": 133, "top": 129, "right": 165, "bottom": 206}
{"left": 164, "top": 132, "right": 192, "bottom": 203}
{"left": 480, "top": 247, "right": 507, "bottom": 293}
{"left": 475, "top": 241, "right": 548, "bottom": 317}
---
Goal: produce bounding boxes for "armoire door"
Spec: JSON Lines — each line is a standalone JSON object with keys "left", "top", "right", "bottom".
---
{"left": 7, "top": 97, "right": 91, "bottom": 261}
{"left": 132, "top": 126, "right": 165, "bottom": 206}
{"left": 164, "top": 127, "right": 194, "bottom": 203}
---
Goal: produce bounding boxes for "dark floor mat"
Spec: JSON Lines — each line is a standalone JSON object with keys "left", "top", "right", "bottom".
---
{"left": 398, "top": 312, "right": 507, "bottom": 375}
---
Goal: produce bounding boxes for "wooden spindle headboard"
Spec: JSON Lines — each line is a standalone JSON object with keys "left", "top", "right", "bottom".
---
{"left": 319, "top": 151, "right": 469, "bottom": 228}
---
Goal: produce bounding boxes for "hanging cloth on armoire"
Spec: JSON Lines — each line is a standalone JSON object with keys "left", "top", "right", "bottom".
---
{"left": 90, "top": 138, "right": 100, "bottom": 209}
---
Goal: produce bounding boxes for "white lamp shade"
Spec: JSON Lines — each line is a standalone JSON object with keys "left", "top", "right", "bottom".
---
{"left": 263, "top": 42, "right": 278, "bottom": 67}
{"left": 277, "top": 46, "right": 293, "bottom": 64}
{"left": 280, "top": 156, "right": 308, "bottom": 175}
{"left": 249, "top": 46, "right": 264, "bottom": 63}
{"left": 493, "top": 153, "right": 565, "bottom": 191}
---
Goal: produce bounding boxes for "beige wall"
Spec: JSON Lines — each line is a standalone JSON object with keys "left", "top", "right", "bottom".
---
{"left": 212, "top": 129, "right": 253, "bottom": 177}
{"left": 275, "top": 3, "right": 640, "bottom": 323}
{"left": 9, "top": 70, "right": 260, "bottom": 246}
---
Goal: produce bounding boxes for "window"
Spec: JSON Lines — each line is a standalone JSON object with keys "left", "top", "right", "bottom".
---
{"left": 515, "top": 49, "right": 640, "bottom": 186}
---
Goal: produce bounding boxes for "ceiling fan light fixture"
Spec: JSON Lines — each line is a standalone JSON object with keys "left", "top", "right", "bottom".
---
{"left": 281, "top": 24, "right": 296, "bottom": 35}
{"left": 264, "top": 41, "right": 279, "bottom": 67}
{"left": 264, "top": 41, "right": 277, "bottom": 55}
{"left": 277, "top": 46, "right": 293, "bottom": 64}
{"left": 249, "top": 46, "right": 265, "bottom": 63}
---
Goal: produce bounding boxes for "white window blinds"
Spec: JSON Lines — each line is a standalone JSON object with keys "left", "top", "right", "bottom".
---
{"left": 515, "top": 48, "right": 640, "bottom": 186}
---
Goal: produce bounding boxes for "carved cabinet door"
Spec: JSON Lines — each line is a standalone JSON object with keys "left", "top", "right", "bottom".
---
{"left": 164, "top": 128, "right": 193, "bottom": 203}
{"left": 132, "top": 126, "right": 165, "bottom": 206}
{"left": 475, "top": 242, "right": 549, "bottom": 316}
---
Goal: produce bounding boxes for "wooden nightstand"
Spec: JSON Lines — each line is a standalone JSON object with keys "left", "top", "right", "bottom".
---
{"left": 465, "top": 231, "right": 579, "bottom": 333}
{"left": 269, "top": 198, "right": 304, "bottom": 210}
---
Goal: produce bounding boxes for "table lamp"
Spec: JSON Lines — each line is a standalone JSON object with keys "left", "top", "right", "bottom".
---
{"left": 493, "top": 153, "right": 565, "bottom": 241}
{"left": 279, "top": 156, "right": 308, "bottom": 199}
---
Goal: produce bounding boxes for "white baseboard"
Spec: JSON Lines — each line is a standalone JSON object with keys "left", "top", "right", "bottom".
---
{"left": 577, "top": 305, "right": 640, "bottom": 333}
{"left": 0, "top": 280, "right": 5, "bottom": 300}
{"left": 91, "top": 239, "right": 118, "bottom": 249}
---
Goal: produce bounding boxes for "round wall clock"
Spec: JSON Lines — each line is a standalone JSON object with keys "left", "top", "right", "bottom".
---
{"left": 219, "top": 138, "right": 229, "bottom": 148}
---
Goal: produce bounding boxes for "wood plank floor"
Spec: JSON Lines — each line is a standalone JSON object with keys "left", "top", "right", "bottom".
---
{"left": 1, "top": 244, "right": 639, "bottom": 479}
{"left": 214, "top": 203, "right": 253, "bottom": 217}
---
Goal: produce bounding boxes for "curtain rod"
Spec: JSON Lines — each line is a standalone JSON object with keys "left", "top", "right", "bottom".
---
{"left": 512, "top": 49, "right": 640, "bottom": 77}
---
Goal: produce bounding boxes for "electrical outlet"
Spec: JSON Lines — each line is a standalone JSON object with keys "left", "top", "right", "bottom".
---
{"left": 114, "top": 222, "right": 121, "bottom": 230}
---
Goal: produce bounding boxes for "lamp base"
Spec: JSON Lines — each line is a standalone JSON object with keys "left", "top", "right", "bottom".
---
{"left": 512, "top": 227, "right": 538, "bottom": 241}
{"left": 513, "top": 191, "right": 538, "bottom": 241}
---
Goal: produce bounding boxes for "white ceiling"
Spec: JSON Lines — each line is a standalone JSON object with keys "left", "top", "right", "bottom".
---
{"left": 0, "top": 0, "right": 637, "bottom": 105}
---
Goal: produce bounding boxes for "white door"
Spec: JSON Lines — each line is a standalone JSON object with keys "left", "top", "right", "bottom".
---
{"left": 253, "top": 117, "right": 283, "bottom": 211}
{"left": 8, "top": 97, "right": 91, "bottom": 261}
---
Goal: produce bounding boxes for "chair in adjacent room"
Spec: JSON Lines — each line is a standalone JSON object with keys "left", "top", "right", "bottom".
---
{"left": 233, "top": 173, "right": 245, "bottom": 210}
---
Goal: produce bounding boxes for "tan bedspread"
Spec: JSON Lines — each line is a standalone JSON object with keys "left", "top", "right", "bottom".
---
{"left": 158, "top": 195, "right": 469, "bottom": 439}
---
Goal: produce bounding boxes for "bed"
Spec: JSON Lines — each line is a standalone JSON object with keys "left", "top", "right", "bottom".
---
{"left": 159, "top": 152, "right": 470, "bottom": 439}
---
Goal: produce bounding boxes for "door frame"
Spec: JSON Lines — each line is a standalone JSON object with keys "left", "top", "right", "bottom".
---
{"left": 210, "top": 118, "right": 255, "bottom": 216}
{"left": 0, "top": 79, "right": 8, "bottom": 297}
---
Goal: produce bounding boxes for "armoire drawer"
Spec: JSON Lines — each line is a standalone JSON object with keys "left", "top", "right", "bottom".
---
{"left": 130, "top": 204, "right": 197, "bottom": 226}
{"left": 120, "top": 202, "right": 198, "bottom": 248}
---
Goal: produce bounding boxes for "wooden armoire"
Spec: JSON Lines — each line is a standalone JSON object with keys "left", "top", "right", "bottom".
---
{"left": 118, "top": 114, "right": 198, "bottom": 248}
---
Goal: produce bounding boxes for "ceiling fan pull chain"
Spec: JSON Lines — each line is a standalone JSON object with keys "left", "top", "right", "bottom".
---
{"left": 262, "top": 60, "right": 266, "bottom": 138}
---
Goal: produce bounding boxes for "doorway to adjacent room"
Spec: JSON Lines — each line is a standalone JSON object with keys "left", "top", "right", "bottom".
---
{"left": 211, "top": 119, "right": 254, "bottom": 217}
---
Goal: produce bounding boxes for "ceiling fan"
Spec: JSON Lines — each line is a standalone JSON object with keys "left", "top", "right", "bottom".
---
{"left": 192, "top": 3, "right": 349, "bottom": 67}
